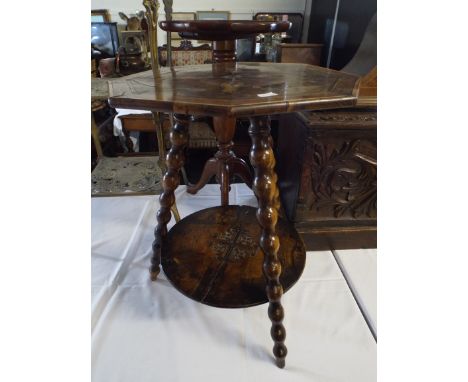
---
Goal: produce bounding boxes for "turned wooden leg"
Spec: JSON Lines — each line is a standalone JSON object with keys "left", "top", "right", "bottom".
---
{"left": 266, "top": 135, "right": 281, "bottom": 212}
{"left": 150, "top": 113, "right": 190, "bottom": 281}
{"left": 152, "top": 111, "right": 181, "bottom": 223}
{"left": 248, "top": 115, "right": 287, "bottom": 368}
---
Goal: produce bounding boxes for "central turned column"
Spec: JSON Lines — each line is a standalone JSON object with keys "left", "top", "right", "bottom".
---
{"left": 151, "top": 113, "right": 190, "bottom": 281}
{"left": 187, "top": 115, "right": 252, "bottom": 206}
{"left": 186, "top": 43, "right": 253, "bottom": 205}
{"left": 212, "top": 40, "right": 236, "bottom": 63}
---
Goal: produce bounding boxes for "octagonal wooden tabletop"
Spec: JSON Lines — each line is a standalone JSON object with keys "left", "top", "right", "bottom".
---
{"left": 108, "top": 62, "right": 360, "bottom": 117}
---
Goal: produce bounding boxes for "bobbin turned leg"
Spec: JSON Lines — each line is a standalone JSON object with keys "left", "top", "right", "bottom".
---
{"left": 248, "top": 115, "right": 287, "bottom": 368}
{"left": 150, "top": 113, "right": 190, "bottom": 281}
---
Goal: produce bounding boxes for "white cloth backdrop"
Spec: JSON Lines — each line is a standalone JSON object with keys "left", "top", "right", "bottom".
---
{"left": 92, "top": 184, "right": 376, "bottom": 382}
{"left": 334, "top": 249, "right": 377, "bottom": 336}
{"left": 112, "top": 109, "right": 149, "bottom": 138}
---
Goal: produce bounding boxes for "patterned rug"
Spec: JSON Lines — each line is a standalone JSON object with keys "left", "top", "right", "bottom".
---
{"left": 91, "top": 156, "right": 163, "bottom": 196}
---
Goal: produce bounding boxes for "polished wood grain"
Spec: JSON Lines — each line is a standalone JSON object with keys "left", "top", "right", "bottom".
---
{"left": 161, "top": 205, "right": 306, "bottom": 308}
{"left": 159, "top": 20, "right": 291, "bottom": 41}
{"left": 108, "top": 63, "right": 360, "bottom": 117}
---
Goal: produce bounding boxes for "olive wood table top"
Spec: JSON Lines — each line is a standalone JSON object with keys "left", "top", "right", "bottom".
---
{"left": 107, "top": 62, "right": 360, "bottom": 117}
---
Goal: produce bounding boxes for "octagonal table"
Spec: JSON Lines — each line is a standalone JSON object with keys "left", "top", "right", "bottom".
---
{"left": 108, "top": 62, "right": 360, "bottom": 368}
{"left": 160, "top": 20, "right": 292, "bottom": 200}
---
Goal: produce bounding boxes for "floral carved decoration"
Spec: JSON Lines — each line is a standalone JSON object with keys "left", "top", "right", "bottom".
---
{"left": 211, "top": 225, "right": 257, "bottom": 262}
{"left": 306, "top": 139, "right": 377, "bottom": 219}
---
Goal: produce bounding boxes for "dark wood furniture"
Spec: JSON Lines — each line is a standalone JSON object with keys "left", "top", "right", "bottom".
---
{"left": 159, "top": 20, "right": 291, "bottom": 203}
{"left": 277, "top": 108, "right": 376, "bottom": 250}
{"left": 278, "top": 43, "right": 323, "bottom": 65}
{"left": 108, "top": 62, "right": 359, "bottom": 368}
{"left": 163, "top": 205, "right": 306, "bottom": 308}
{"left": 274, "top": 11, "right": 377, "bottom": 251}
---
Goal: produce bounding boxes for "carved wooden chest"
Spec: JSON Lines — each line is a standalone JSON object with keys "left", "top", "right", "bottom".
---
{"left": 276, "top": 108, "right": 377, "bottom": 250}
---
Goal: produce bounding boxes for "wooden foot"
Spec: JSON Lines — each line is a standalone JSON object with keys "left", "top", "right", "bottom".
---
{"left": 186, "top": 158, "right": 218, "bottom": 194}
{"left": 187, "top": 116, "right": 252, "bottom": 205}
{"left": 150, "top": 113, "right": 190, "bottom": 281}
{"left": 248, "top": 115, "right": 287, "bottom": 368}
{"left": 226, "top": 156, "right": 253, "bottom": 188}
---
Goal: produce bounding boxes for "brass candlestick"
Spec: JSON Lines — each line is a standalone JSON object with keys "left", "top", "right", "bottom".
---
{"left": 162, "top": 0, "right": 173, "bottom": 66}
{"left": 142, "top": 0, "right": 160, "bottom": 71}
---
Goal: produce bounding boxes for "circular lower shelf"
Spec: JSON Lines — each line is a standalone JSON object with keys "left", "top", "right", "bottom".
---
{"left": 162, "top": 205, "right": 306, "bottom": 308}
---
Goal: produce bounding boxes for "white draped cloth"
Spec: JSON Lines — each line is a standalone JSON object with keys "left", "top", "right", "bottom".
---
{"left": 112, "top": 108, "right": 150, "bottom": 138}
{"left": 92, "top": 185, "right": 376, "bottom": 382}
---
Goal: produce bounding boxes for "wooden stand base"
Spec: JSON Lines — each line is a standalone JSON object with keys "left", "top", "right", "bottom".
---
{"left": 187, "top": 115, "right": 253, "bottom": 206}
{"left": 162, "top": 206, "right": 306, "bottom": 308}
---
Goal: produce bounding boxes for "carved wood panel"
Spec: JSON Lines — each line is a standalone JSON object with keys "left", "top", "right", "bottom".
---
{"left": 276, "top": 109, "right": 377, "bottom": 250}
{"left": 299, "top": 137, "right": 376, "bottom": 220}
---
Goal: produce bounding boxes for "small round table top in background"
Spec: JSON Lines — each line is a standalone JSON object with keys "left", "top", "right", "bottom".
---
{"left": 159, "top": 20, "right": 291, "bottom": 41}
